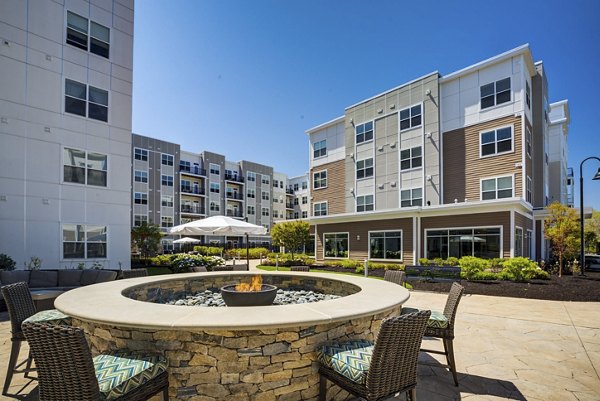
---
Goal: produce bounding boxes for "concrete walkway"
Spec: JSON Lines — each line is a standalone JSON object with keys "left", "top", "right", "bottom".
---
{"left": 1, "top": 264, "right": 599, "bottom": 400}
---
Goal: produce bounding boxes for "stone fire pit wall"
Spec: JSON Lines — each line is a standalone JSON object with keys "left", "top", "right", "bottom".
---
{"left": 55, "top": 272, "right": 409, "bottom": 401}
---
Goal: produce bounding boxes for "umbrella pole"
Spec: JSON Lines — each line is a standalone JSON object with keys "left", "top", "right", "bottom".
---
{"left": 246, "top": 233, "right": 249, "bottom": 270}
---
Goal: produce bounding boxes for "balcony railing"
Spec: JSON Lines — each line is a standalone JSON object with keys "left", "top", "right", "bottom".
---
{"left": 226, "top": 192, "right": 244, "bottom": 200}
{"left": 181, "top": 187, "right": 206, "bottom": 195}
{"left": 226, "top": 210, "right": 244, "bottom": 218}
{"left": 180, "top": 166, "right": 206, "bottom": 176}
{"left": 286, "top": 203, "right": 294, "bottom": 209}
{"left": 225, "top": 174, "right": 244, "bottom": 183}
{"left": 286, "top": 188, "right": 294, "bottom": 194}
{"left": 181, "top": 205, "right": 205, "bottom": 214}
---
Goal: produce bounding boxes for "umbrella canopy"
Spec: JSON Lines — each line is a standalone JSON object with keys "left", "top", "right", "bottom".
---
{"left": 173, "top": 237, "right": 202, "bottom": 244}
{"left": 169, "top": 215, "right": 267, "bottom": 236}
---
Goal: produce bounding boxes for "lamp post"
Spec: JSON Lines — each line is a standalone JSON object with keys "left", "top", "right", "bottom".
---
{"left": 579, "top": 157, "right": 600, "bottom": 276}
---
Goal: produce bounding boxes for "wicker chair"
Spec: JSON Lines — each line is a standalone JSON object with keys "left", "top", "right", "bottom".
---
{"left": 120, "top": 268, "right": 149, "bottom": 279}
{"left": 383, "top": 270, "right": 405, "bottom": 286}
{"left": 403, "top": 282, "right": 465, "bottom": 386}
{"left": 22, "top": 322, "right": 169, "bottom": 401}
{"left": 290, "top": 266, "right": 310, "bottom": 272}
{"left": 1, "top": 282, "right": 37, "bottom": 395}
{"left": 318, "top": 310, "right": 431, "bottom": 401}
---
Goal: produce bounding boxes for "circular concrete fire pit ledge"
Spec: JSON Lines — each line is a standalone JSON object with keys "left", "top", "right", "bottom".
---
{"left": 55, "top": 272, "right": 410, "bottom": 401}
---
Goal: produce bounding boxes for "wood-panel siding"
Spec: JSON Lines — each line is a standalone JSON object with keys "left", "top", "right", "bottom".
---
{"left": 443, "top": 115, "right": 523, "bottom": 203}
{"left": 314, "top": 218, "right": 414, "bottom": 264}
{"left": 421, "top": 212, "right": 511, "bottom": 258}
{"left": 311, "top": 159, "right": 346, "bottom": 215}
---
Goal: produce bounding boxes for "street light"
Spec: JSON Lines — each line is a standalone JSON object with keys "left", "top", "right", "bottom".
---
{"left": 579, "top": 156, "right": 600, "bottom": 275}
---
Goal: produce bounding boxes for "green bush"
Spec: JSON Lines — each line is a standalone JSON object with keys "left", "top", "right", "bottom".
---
{"left": 459, "top": 256, "right": 490, "bottom": 280}
{"left": 170, "top": 254, "right": 225, "bottom": 274}
{"left": 500, "top": 257, "right": 544, "bottom": 282}
{"left": 149, "top": 254, "right": 177, "bottom": 266}
{"left": 262, "top": 253, "right": 315, "bottom": 267}
{"left": 225, "top": 247, "right": 270, "bottom": 259}
{"left": 470, "top": 271, "right": 499, "bottom": 280}
{"left": 444, "top": 257, "right": 460, "bottom": 267}
{"left": 0, "top": 253, "right": 16, "bottom": 271}
{"left": 489, "top": 258, "right": 504, "bottom": 272}
{"left": 432, "top": 257, "right": 444, "bottom": 267}
{"left": 324, "top": 260, "right": 344, "bottom": 268}
{"left": 418, "top": 258, "right": 430, "bottom": 266}
{"left": 193, "top": 246, "right": 224, "bottom": 256}
{"left": 340, "top": 259, "right": 362, "bottom": 269}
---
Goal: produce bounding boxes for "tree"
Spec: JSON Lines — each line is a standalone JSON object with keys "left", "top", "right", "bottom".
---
{"left": 131, "top": 222, "right": 163, "bottom": 262}
{"left": 585, "top": 210, "right": 600, "bottom": 253}
{"left": 270, "top": 221, "right": 310, "bottom": 262}
{"left": 544, "top": 202, "right": 579, "bottom": 277}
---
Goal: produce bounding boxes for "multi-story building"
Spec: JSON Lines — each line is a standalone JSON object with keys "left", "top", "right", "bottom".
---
{"left": 306, "top": 44, "right": 570, "bottom": 264}
{"left": 1, "top": 0, "right": 134, "bottom": 268}
{"left": 287, "top": 175, "right": 310, "bottom": 220}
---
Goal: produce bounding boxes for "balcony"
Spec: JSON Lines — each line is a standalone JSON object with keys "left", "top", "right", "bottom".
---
{"left": 181, "top": 205, "right": 206, "bottom": 215}
{"left": 225, "top": 173, "right": 244, "bottom": 183}
{"left": 286, "top": 188, "right": 294, "bottom": 195}
{"left": 286, "top": 203, "right": 294, "bottom": 209}
{"left": 181, "top": 187, "right": 206, "bottom": 196}
{"left": 226, "top": 192, "right": 244, "bottom": 201}
{"left": 180, "top": 166, "right": 206, "bottom": 176}
{"left": 226, "top": 210, "right": 244, "bottom": 218}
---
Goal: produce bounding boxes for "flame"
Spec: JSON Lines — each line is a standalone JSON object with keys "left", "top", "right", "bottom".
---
{"left": 235, "top": 275, "right": 263, "bottom": 292}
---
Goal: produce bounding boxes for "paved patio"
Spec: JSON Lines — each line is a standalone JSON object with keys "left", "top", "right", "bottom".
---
{"left": 1, "top": 273, "right": 599, "bottom": 400}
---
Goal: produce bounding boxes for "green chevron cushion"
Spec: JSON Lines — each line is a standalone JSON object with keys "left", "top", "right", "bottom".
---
{"left": 93, "top": 351, "right": 167, "bottom": 400}
{"left": 23, "top": 309, "right": 71, "bottom": 326}
{"left": 402, "top": 307, "right": 448, "bottom": 328}
{"left": 317, "top": 340, "right": 374, "bottom": 384}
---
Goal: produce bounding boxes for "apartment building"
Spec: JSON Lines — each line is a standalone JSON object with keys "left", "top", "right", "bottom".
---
{"left": 132, "top": 134, "right": 285, "bottom": 250}
{"left": 287, "top": 175, "right": 310, "bottom": 220}
{"left": 306, "top": 45, "right": 570, "bottom": 264}
{"left": 0, "top": 0, "right": 134, "bottom": 269}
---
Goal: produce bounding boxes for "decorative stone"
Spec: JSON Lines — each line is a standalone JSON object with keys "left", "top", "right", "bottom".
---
{"left": 263, "top": 342, "right": 291, "bottom": 356}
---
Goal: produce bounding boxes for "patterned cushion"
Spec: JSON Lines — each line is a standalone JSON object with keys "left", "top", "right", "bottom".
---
{"left": 402, "top": 307, "right": 448, "bottom": 328}
{"left": 317, "top": 340, "right": 374, "bottom": 384}
{"left": 23, "top": 309, "right": 71, "bottom": 326}
{"left": 94, "top": 352, "right": 167, "bottom": 400}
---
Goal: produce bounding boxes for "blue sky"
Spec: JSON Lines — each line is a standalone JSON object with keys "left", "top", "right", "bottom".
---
{"left": 132, "top": 0, "right": 600, "bottom": 210}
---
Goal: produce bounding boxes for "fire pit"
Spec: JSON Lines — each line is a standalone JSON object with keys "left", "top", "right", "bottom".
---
{"left": 220, "top": 275, "right": 278, "bottom": 306}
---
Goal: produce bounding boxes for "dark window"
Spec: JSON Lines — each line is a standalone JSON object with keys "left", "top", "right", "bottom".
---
{"left": 400, "top": 146, "right": 422, "bottom": 170}
{"left": 526, "top": 81, "right": 531, "bottom": 109}
{"left": 134, "top": 148, "right": 148, "bottom": 161}
{"left": 65, "top": 79, "right": 86, "bottom": 117}
{"left": 66, "top": 12, "right": 110, "bottom": 59}
{"left": 313, "top": 140, "right": 327, "bottom": 158}
{"left": 90, "top": 21, "right": 110, "bottom": 58}
{"left": 357, "top": 195, "right": 374, "bottom": 212}
{"left": 356, "top": 158, "right": 374, "bottom": 179}
{"left": 400, "top": 188, "right": 422, "bottom": 207}
{"left": 88, "top": 86, "right": 108, "bottom": 122}
{"left": 481, "top": 127, "right": 512, "bottom": 156}
{"left": 480, "top": 77, "right": 511, "bottom": 109}
{"left": 313, "top": 171, "right": 327, "bottom": 189}
{"left": 355, "top": 121, "right": 373, "bottom": 144}
{"left": 400, "top": 104, "right": 422, "bottom": 130}
{"left": 162, "top": 154, "right": 174, "bottom": 166}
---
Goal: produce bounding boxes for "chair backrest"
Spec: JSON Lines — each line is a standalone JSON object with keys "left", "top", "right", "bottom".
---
{"left": 365, "top": 310, "right": 430, "bottom": 399}
{"left": 383, "top": 270, "right": 405, "bottom": 286}
{"left": 442, "top": 282, "right": 465, "bottom": 332}
{"left": 1, "top": 282, "right": 37, "bottom": 338}
{"left": 290, "top": 266, "right": 310, "bottom": 272}
{"left": 22, "top": 322, "right": 100, "bottom": 400}
{"left": 212, "top": 265, "right": 234, "bottom": 272}
{"left": 120, "top": 268, "right": 149, "bottom": 279}
{"left": 232, "top": 264, "right": 249, "bottom": 271}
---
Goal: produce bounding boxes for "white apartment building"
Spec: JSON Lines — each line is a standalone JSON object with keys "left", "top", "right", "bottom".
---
{"left": 0, "top": 0, "right": 134, "bottom": 269}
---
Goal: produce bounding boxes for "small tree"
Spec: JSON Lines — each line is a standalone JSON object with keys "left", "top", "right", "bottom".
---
{"left": 131, "top": 222, "right": 163, "bottom": 263}
{"left": 544, "top": 202, "right": 579, "bottom": 277}
{"left": 270, "top": 221, "right": 310, "bottom": 262}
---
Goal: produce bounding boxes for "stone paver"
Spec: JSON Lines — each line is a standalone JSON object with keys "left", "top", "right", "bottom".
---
{"left": 1, "top": 263, "right": 599, "bottom": 400}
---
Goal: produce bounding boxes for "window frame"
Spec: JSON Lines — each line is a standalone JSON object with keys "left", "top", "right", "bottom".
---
{"left": 161, "top": 175, "right": 174, "bottom": 187}
{"left": 134, "top": 170, "right": 148, "bottom": 183}
{"left": 261, "top": 207, "right": 270, "bottom": 217}
{"left": 526, "top": 127, "right": 532, "bottom": 158}
{"left": 356, "top": 158, "right": 374, "bottom": 180}
{"left": 63, "top": 147, "right": 108, "bottom": 187}
{"left": 134, "top": 148, "right": 148, "bottom": 162}
{"left": 313, "top": 170, "right": 327, "bottom": 189}
{"left": 424, "top": 226, "right": 503, "bottom": 259}
{"left": 323, "top": 232, "right": 350, "bottom": 259}
{"left": 356, "top": 195, "right": 374, "bottom": 212}
{"left": 515, "top": 226, "right": 524, "bottom": 257}
{"left": 161, "top": 154, "right": 174, "bottom": 166}
{"left": 526, "top": 176, "right": 532, "bottom": 204}
{"left": 480, "top": 77, "right": 511, "bottom": 110}
{"left": 133, "top": 214, "right": 147, "bottom": 227}
{"left": 355, "top": 121, "right": 374, "bottom": 145}
{"left": 210, "top": 182, "right": 220, "bottom": 193}
{"left": 313, "top": 201, "right": 328, "bottom": 217}
{"left": 65, "top": 79, "right": 109, "bottom": 122}
{"left": 66, "top": 11, "right": 110, "bottom": 59}
{"left": 62, "top": 224, "right": 107, "bottom": 260}
{"left": 368, "top": 230, "right": 403, "bottom": 261}
{"left": 313, "top": 139, "right": 327, "bottom": 158}
{"left": 134, "top": 192, "right": 148, "bottom": 205}
{"left": 209, "top": 163, "right": 220, "bottom": 175}
{"left": 400, "top": 146, "right": 423, "bottom": 171}
{"left": 479, "top": 125, "right": 514, "bottom": 158}
{"left": 400, "top": 187, "right": 423, "bottom": 208}
{"left": 525, "top": 80, "right": 531, "bottom": 110}
{"left": 480, "top": 175, "right": 514, "bottom": 201}
{"left": 247, "top": 171, "right": 256, "bottom": 182}
{"left": 399, "top": 103, "right": 422, "bottom": 131}
{"left": 161, "top": 195, "right": 174, "bottom": 208}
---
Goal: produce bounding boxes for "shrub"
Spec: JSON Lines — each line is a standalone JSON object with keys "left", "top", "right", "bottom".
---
{"left": 340, "top": 259, "right": 362, "bottom": 269}
{"left": 150, "top": 254, "right": 177, "bottom": 266}
{"left": 470, "top": 271, "right": 499, "bottom": 280}
{"left": 433, "top": 257, "right": 444, "bottom": 267}
{"left": 193, "top": 246, "right": 224, "bottom": 256}
{"left": 368, "top": 262, "right": 404, "bottom": 270}
{"left": 262, "top": 253, "right": 315, "bottom": 267}
{"left": 171, "top": 254, "right": 224, "bottom": 274}
{"left": 500, "top": 257, "right": 544, "bottom": 282}
{"left": 459, "top": 256, "right": 490, "bottom": 280}
{"left": 444, "top": 257, "right": 460, "bottom": 267}
{"left": 324, "top": 260, "right": 344, "bottom": 268}
{"left": 418, "top": 258, "right": 430, "bottom": 266}
{"left": 225, "top": 247, "right": 270, "bottom": 259}
{"left": 0, "top": 253, "right": 16, "bottom": 271}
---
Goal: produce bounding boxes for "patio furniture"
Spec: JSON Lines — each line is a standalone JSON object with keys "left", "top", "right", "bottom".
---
{"left": 290, "top": 266, "right": 310, "bottom": 272}
{"left": 317, "top": 310, "right": 431, "bottom": 401}
{"left": 22, "top": 321, "right": 169, "bottom": 401}
{"left": 212, "top": 265, "right": 234, "bottom": 272}
{"left": 402, "top": 282, "right": 465, "bottom": 386}
{"left": 384, "top": 270, "right": 405, "bottom": 286}
{"left": 192, "top": 266, "right": 208, "bottom": 273}
{"left": 232, "top": 264, "right": 249, "bottom": 271}
{"left": 120, "top": 269, "right": 149, "bottom": 279}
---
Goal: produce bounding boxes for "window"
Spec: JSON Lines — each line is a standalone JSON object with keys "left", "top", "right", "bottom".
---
{"left": 400, "top": 104, "right": 422, "bottom": 130}
{"left": 134, "top": 148, "right": 148, "bottom": 161}
{"left": 526, "top": 81, "right": 531, "bottom": 109}
{"left": 400, "top": 147, "right": 422, "bottom": 170}
{"left": 314, "top": 202, "right": 327, "bottom": 216}
{"left": 66, "top": 11, "right": 110, "bottom": 58}
{"left": 262, "top": 176, "right": 270, "bottom": 185}
{"left": 313, "top": 171, "right": 327, "bottom": 189}
{"left": 302, "top": 196, "right": 307, "bottom": 205}
{"left": 526, "top": 127, "right": 532, "bottom": 157}
{"left": 161, "top": 216, "right": 173, "bottom": 228}
{"left": 324, "top": 233, "right": 348, "bottom": 258}
{"left": 262, "top": 208, "right": 270, "bottom": 217}
{"left": 133, "top": 215, "right": 147, "bottom": 227}
{"left": 356, "top": 158, "right": 374, "bottom": 179}
{"left": 515, "top": 227, "right": 523, "bottom": 257}
{"left": 357, "top": 195, "right": 374, "bottom": 212}
{"left": 273, "top": 180, "right": 278, "bottom": 188}
{"left": 180, "top": 160, "right": 191, "bottom": 172}
{"left": 293, "top": 198, "right": 299, "bottom": 206}
{"left": 64, "top": 148, "right": 107, "bottom": 187}
{"left": 294, "top": 183, "right": 299, "bottom": 191}
{"left": 480, "top": 126, "right": 512, "bottom": 157}
{"left": 247, "top": 189, "right": 255, "bottom": 198}
{"left": 162, "top": 154, "right": 174, "bottom": 166}
{"left": 134, "top": 170, "right": 148, "bottom": 183}
{"left": 248, "top": 205, "right": 255, "bottom": 215}
{"left": 210, "top": 183, "right": 220, "bottom": 193}
{"left": 481, "top": 176, "right": 513, "bottom": 200}
{"left": 526, "top": 176, "right": 532, "bottom": 203}
{"left": 281, "top": 180, "right": 285, "bottom": 188}
{"left": 63, "top": 224, "right": 106, "bottom": 259}
{"left": 181, "top": 179, "right": 191, "bottom": 193}
{"left": 161, "top": 195, "right": 173, "bottom": 207}
{"left": 210, "top": 164, "right": 220, "bottom": 175}
{"left": 302, "top": 211, "right": 308, "bottom": 218}
{"left": 314, "top": 140, "right": 327, "bottom": 158}
{"left": 262, "top": 191, "right": 270, "bottom": 201}
{"left": 294, "top": 212, "right": 299, "bottom": 219}
{"left": 369, "top": 231, "right": 402, "bottom": 260}
{"left": 480, "top": 77, "right": 511, "bottom": 109}
{"left": 65, "top": 79, "right": 108, "bottom": 122}
{"left": 302, "top": 181, "right": 307, "bottom": 190}
{"left": 134, "top": 192, "right": 148, "bottom": 205}
{"left": 161, "top": 175, "right": 173, "bottom": 187}
{"left": 210, "top": 201, "right": 220, "bottom": 211}
{"left": 426, "top": 228, "right": 501, "bottom": 259}
{"left": 247, "top": 172, "right": 256, "bottom": 181}
{"left": 355, "top": 122, "right": 373, "bottom": 144}
{"left": 400, "top": 188, "right": 422, "bottom": 207}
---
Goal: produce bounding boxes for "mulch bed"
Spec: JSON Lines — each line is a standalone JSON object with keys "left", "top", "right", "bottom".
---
{"left": 311, "top": 266, "right": 600, "bottom": 302}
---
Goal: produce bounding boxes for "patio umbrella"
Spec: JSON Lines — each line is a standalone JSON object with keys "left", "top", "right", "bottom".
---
{"left": 169, "top": 215, "right": 268, "bottom": 266}
{"left": 173, "top": 237, "right": 202, "bottom": 244}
